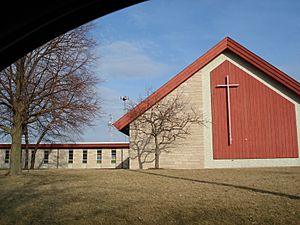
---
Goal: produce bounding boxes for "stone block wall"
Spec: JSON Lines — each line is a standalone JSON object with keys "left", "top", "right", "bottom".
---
{"left": 129, "top": 71, "right": 206, "bottom": 169}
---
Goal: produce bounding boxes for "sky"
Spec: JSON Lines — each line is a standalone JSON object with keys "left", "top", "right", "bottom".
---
{"left": 79, "top": 0, "right": 300, "bottom": 142}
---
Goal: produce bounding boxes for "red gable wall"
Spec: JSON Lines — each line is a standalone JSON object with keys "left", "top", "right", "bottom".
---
{"left": 211, "top": 60, "right": 298, "bottom": 159}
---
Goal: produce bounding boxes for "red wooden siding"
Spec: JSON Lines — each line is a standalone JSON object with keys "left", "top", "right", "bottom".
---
{"left": 211, "top": 60, "right": 298, "bottom": 159}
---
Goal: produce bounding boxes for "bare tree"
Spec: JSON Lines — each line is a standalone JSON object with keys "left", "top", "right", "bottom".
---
{"left": 130, "top": 120, "right": 153, "bottom": 169}
{"left": 0, "top": 23, "right": 101, "bottom": 175}
{"left": 129, "top": 90, "right": 207, "bottom": 169}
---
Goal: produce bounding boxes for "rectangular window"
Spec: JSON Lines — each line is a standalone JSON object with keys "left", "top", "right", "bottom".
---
{"left": 111, "top": 149, "right": 116, "bottom": 164}
{"left": 82, "top": 150, "right": 87, "bottom": 164}
{"left": 68, "top": 150, "right": 73, "bottom": 164}
{"left": 4, "top": 150, "right": 9, "bottom": 163}
{"left": 97, "top": 149, "right": 102, "bottom": 164}
{"left": 44, "top": 150, "right": 49, "bottom": 164}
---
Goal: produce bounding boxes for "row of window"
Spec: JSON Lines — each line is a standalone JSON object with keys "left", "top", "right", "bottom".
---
{"left": 3, "top": 149, "right": 117, "bottom": 164}
{"left": 67, "top": 149, "right": 116, "bottom": 164}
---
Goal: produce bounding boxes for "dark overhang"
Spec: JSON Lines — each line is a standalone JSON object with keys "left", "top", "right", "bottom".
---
{"left": 0, "top": 0, "right": 145, "bottom": 71}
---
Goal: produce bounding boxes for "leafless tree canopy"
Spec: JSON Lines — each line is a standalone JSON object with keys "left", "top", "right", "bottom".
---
{"left": 129, "top": 90, "right": 207, "bottom": 169}
{"left": 0, "top": 23, "right": 102, "bottom": 175}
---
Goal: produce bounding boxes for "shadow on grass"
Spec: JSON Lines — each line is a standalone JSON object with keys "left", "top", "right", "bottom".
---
{"left": 0, "top": 171, "right": 88, "bottom": 225}
{"left": 130, "top": 170, "right": 300, "bottom": 200}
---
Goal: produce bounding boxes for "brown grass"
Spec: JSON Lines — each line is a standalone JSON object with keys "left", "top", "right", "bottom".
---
{"left": 0, "top": 167, "right": 299, "bottom": 225}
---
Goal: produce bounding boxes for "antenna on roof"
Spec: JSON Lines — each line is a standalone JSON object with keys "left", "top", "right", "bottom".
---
{"left": 120, "top": 96, "right": 129, "bottom": 114}
{"left": 120, "top": 96, "right": 129, "bottom": 142}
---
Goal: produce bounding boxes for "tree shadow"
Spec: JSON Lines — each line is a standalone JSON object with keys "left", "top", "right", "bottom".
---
{"left": 0, "top": 171, "right": 98, "bottom": 225}
{"left": 130, "top": 170, "right": 300, "bottom": 200}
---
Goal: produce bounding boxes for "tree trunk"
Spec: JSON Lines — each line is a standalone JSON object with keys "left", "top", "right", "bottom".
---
{"left": 24, "top": 149, "right": 29, "bottom": 170}
{"left": 154, "top": 137, "right": 160, "bottom": 169}
{"left": 23, "top": 125, "right": 29, "bottom": 170}
{"left": 154, "top": 151, "right": 159, "bottom": 169}
{"left": 9, "top": 57, "right": 25, "bottom": 176}
{"left": 137, "top": 148, "right": 143, "bottom": 169}
{"left": 30, "top": 150, "right": 37, "bottom": 170}
{"left": 9, "top": 112, "right": 23, "bottom": 176}
{"left": 138, "top": 158, "right": 143, "bottom": 169}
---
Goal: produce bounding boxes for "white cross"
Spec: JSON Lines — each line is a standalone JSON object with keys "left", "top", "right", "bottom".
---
{"left": 216, "top": 75, "right": 239, "bottom": 145}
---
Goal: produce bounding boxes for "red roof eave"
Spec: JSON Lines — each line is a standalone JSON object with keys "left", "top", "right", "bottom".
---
{"left": 0, "top": 143, "right": 129, "bottom": 149}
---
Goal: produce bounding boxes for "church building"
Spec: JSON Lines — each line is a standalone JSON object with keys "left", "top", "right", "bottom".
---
{"left": 113, "top": 37, "right": 300, "bottom": 169}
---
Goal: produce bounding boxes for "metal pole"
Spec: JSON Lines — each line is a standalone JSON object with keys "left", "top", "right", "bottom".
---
{"left": 120, "top": 96, "right": 129, "bottom": 142}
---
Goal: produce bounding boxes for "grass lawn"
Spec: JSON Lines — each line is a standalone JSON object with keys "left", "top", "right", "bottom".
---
{"left": 0, "top": 167, "right": 299, "bottom": 225}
